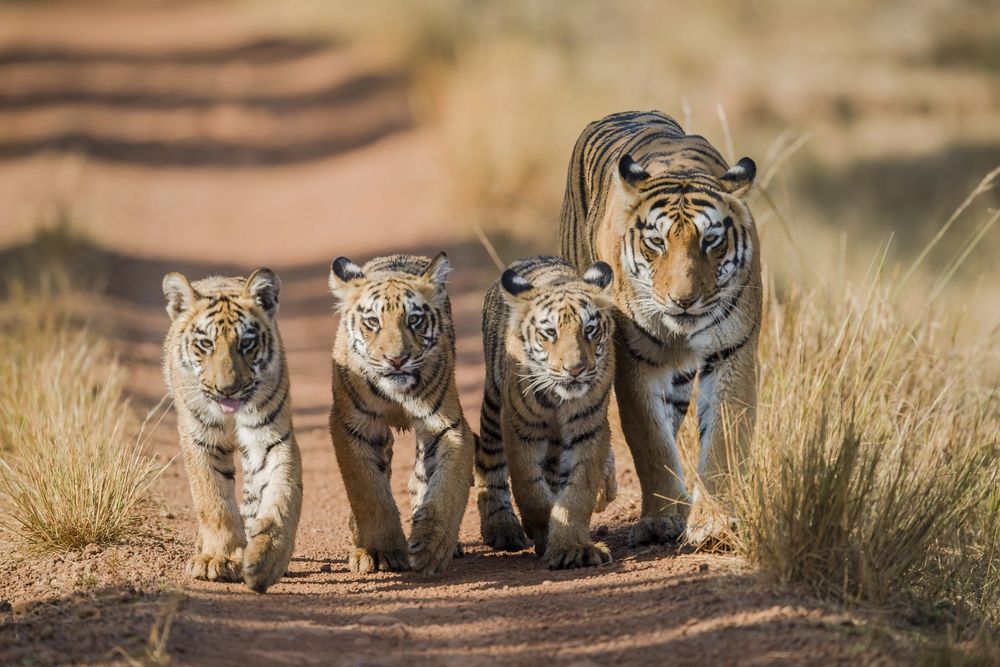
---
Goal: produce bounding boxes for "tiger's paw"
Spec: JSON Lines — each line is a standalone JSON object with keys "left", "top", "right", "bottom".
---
{"left": 684, "top": 511, "right": 738, "bottom": 551}
{"left": 628, "top": 515, "right": 686, "bottom": 547}
{"left": 187, "top": 552, "right": 242, "bottom": 583}
{"left": 408, "top": 518, "right": 455, "bottom": 576}
{"left": 349, "top": 545, "right": 410, "bottom": 575}
{"left": 542, "top": 540, "right": 612, "bottom": 570}
{"left": 243, "top": 527, "right": 293, "bottom": 593}
{"left": 482, "top": 509, "right": 530, "bottom": 552}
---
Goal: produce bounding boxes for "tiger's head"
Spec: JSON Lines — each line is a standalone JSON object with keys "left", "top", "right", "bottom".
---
{"left": 501, "top": 261, "right": 615, "bottom": 402}
{"left": 329, "top": 252, "right": 451, "bottom": 394}
{"left": 162, "top": 269, "right": 281, "bottom": 415}
{"left": 615, "top": 153, "right": 757, "bottom": 336}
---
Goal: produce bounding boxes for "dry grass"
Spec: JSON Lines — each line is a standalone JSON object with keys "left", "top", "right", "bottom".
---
{"left": 0, "top": 233, "right": 162, "bottom": 554}
{"left": 732, "top": 276, "right": 998, "bottom": 606}
{"left": 705, "top": 171, "right": 1000, "bottom": 650}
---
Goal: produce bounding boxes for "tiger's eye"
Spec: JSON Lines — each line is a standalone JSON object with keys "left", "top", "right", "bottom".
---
{"left": 196, "top": 338, "right": 213, "bottom": 352}
{"left": 239, "top": 336, "right": 257, "bottom": 353}
{"left": 408, "top": 313, "right": 424, "bottom": 327}
{"left": 363, "top": 316, "right": 380, "bottom": 330}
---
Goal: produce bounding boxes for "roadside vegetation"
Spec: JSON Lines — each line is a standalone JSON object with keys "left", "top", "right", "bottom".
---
{"left": 0, "top": 221, "right": 162, "bottom": 555}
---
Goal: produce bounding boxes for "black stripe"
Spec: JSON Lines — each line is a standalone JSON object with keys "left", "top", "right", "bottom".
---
{"left": 666, "top": 398, "right": 690, "bottom": 412}
{"left": 700, "top": 333, "right": 753, "bottom": 376}
{"left": 563, "top": 427, "right": 599, "bottom": 450}
{"left": 689, "top": 284, "right": 745, "bottom": 339}
{"left": 673, "top": 369, "right": 697, "bottom": 386}
{"left": 479, "top": 421, "right": 502, "bottom": 442}
{"left": 263, "top": 430, "right": 291, "bottom": 456}
{"left": 336, "top": 365, "right": 380, "bottom": 419}
{"left": 482, "top": 393, "right": 501, "bottom": 414}
{"left": 567, "top": 385, "right": 611, "bottom": 423}
{"left": 213, "top": 466, "right": 235, "bottom": 481}
{"left": 247, "top": 387, "right": 288, "bottom": 429}
{"left": 421, "top": 419, "right": 460, "bottom": 462}
{"left": 344, "top": 422, "right": 389, "bottom": 450}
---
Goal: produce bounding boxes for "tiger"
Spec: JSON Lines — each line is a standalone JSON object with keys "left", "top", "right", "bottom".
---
{"left": 328, "top": 252, "right": 474, "bottom": 576}
{"left": 559, "top": 110, "right": 762, "bottom": 546}
{"left": 161, "top": 268, "right": 303, "bottom": 593}
{"left": 475, "top": 255, "right": 617, "bottom": 568}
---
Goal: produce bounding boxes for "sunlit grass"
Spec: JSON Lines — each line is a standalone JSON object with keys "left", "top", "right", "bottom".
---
{"left": 0, "top": 249, "right": 161, "bottom": 554}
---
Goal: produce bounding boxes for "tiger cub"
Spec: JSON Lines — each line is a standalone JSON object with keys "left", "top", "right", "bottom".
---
{"left": 559, "top": 110, "right": 762, "bottom": 545}
{"left": 477, "top": 256, "right": 616, "bottom": 569}
{"left": 328, "top": 252, "right": 474, "bottom": 576}
{"left": 162, "top": 269, "right": 302, "bottom": 593}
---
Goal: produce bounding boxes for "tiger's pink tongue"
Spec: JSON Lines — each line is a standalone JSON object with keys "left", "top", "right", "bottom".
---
{"left": 219, "top": 398, "right": 241, "bottom": 414}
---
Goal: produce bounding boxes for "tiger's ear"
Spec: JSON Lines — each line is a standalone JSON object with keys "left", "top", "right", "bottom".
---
{"left": 720, "top": 157, "right": 756, "bottom": 197}
{"left": 244, "top": 268, "right": 280, "bottom": 318}
{"left": 582, "top": 261, "right": 614, "bottom": 291}
{"left": 421, "top": 251, "right": 451, "bottom": 287}
{"left": 420, "top": 251, "right": 451, "bottom": 304}
{"left": 329, "top": 256, "right": 365, "bottom": 300}
{"left": 618, "top": 153, "right": 650, "bottom": 190}
{"left": 500, "top": 268, "right": 535, "bottom": 304}
{"left": 162, "top": 272, "right": 200, "bottom": 321}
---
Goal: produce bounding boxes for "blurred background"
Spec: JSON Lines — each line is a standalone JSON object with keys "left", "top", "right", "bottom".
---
{"left": 0, "top": 0, "right": 997, "bottom": 313}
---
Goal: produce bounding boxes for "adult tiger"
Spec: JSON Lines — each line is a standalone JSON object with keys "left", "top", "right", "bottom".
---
{"left": 328, "top": 252, "right": 474, "bottom": 575}
{"left": 162, "top": 269, "right": 303, "bottom": 593}
{"left": 559, "top": 110, "right": 761, "bottom": 545}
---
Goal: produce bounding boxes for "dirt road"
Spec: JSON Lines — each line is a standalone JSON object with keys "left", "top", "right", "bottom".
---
{"left": 0, "top": 4, "right": 903, "bottom": 665}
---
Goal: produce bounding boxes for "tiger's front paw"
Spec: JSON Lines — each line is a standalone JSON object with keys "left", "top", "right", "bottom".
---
{"left": 684, "top": 510, "right": 737, "bottom": 550}
{"left": 349, "top": 544, "right": 410, "bottom": 574}
{"left": 628, "top": 515, "right": 686, "bottom": 547}
{"left": 408, "top": 517, "right": 456, "bottom": 576}
{"left": 187, "top": 552, "right": 242, "bottom": 583}
{"left": 243, "top": 525, "right": 294, "bottom": 593}
{"left": 482, "top": 508, "right": 530, "bottom": 552}
{"left": 542, "top": 540, "right": 612, "bottom": 570}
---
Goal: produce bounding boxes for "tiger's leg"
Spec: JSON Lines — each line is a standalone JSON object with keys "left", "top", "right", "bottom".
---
{"left": 236, "top": 388, "right": 303, "bottom": 593}
{"left": 543, "top": 417, "right": 613, "bottom": 569}
{"left": 407, "top": 409, "right": 474, "bottom": 575}
{"left": 594, "top": 446, "right": 617, "bottom": 513}
{"left": 474, "top": 387, "right": 529, "bottom": 551}
{"left": 686, "top": 340, "right": 758, "bottom": 545}
{"left": 330, "top": 405, "right": 409, "bottom": 574}
{"left": 502, "top": 397, "right": 555, "bottom": 557}
{"left": 177, "top": 411, "right": 245, "bottom": 582}
{"left": 614, "top": 353, "right": 693, "bottom": 546}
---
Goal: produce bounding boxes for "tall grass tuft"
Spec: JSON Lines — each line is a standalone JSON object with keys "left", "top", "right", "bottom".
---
{"left": 728, "top": 272, "right": 999, "bottom": 628}
{"left": 0, "top": 284, "right": 161, "bottom": 555}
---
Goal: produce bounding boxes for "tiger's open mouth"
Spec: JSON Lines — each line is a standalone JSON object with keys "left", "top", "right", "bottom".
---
{"left": 218, "top": 398, "right": 241, "bottom": 414}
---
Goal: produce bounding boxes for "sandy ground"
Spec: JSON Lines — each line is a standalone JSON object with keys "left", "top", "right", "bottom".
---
{"left": 0, "top": 4, "right": 910, "bottom": 665}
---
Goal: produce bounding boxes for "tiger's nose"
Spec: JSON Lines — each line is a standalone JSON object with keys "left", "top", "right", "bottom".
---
{"left": 668, "top": 293, "right": 699, "bottom": 310}
{"left": 217, "top": 380, "right": 241, "bottom": 397}
{"left": 386, "top": 354, "right": 410, "bottom": 370}
{"left": 567, "top": 362, "right": 587, "bottom": 378}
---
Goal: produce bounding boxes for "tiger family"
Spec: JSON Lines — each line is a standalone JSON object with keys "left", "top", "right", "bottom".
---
{"left": 161, "top": 110, "right": 761, "bottom": 592}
